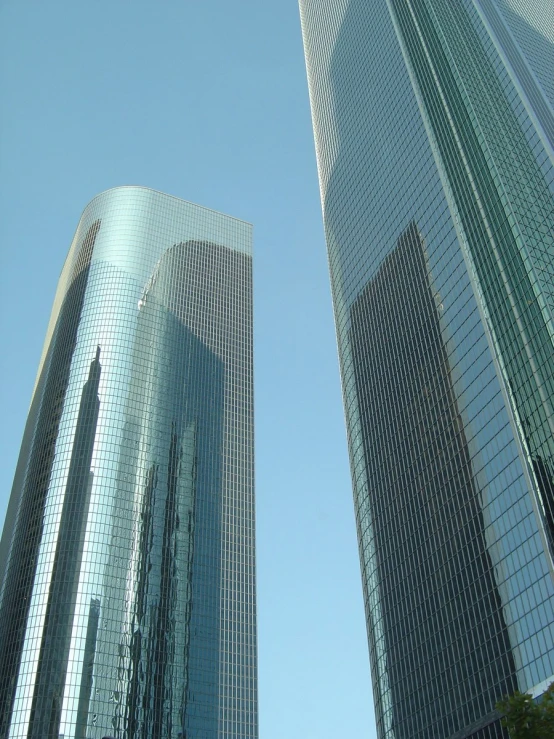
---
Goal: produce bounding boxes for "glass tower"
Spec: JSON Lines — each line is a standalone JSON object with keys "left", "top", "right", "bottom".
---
{"left": 299, "top": 1, "right": 554, "bottom": 737}
{"left": 0, "top": 187, "right": 257, "bottom": 739}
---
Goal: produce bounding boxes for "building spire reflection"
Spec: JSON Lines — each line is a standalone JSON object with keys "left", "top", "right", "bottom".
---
{"left": 28, "top": 348, "right": 102, "bottom": 739}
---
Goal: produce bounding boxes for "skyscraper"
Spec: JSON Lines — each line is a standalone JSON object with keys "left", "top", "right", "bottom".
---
{"left": 299, "top": 2, "right": 554, "bottom": 737}
{"left": 0, "top": 187, "right": 257, "bottom": 739}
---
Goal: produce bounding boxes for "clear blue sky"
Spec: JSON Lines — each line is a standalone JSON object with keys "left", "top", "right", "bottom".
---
{"left": 0, "top": 2, "right": 375, "bottom": 737}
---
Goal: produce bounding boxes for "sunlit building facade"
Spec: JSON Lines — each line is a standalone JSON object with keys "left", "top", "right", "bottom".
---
{"left": 0, "top": 187, "right": 257, "bottom": 739}
{"left": 300, "top": 1, "right": 554, "bottom": 737}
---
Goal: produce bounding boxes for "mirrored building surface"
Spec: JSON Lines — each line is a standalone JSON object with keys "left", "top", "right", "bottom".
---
{"left": 0, "top": 187, "right": 256, "bottom": 739}
{"left": 299, "top": 1, "right": 554, "bottom": 737}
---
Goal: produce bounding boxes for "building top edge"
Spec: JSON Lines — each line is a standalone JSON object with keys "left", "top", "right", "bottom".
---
{"left": 84, "top": 185, "right": 253, "bottom": 228}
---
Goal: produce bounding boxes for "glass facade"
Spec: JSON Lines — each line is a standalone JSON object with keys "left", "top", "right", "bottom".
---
{"left": 0, "top": 187, "right": 257, "bottom": 739}
{"left": 299, "top": 1, "right": 554, "bottom": 738}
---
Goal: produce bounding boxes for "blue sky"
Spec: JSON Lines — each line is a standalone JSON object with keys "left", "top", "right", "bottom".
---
{"left": 0, "top": 2, "right": 375, "bottom": 737}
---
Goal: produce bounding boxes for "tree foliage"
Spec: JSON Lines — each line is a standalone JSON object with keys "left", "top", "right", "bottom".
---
{"left": 496, "top": 682, "right": 554, "bottom": 738}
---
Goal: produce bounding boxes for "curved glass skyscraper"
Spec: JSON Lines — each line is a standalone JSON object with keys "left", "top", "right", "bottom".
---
{"left": 0, "top": 187, "right": 257, "bottom": 739}
{"left": 299, "top": 1, "right": 554, "bottom": 737}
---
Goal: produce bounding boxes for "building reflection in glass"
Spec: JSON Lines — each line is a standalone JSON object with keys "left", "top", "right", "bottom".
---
{"left": 350, "top": 223, "right": 517, "bottom": 737}
{"left": 28, "top": 347, "right": 102, "bottom": 739}
{"left": 76, "top": 597, "right": 101, "bottom": 739}
{"left": 91, "top": 242, "right": 225, "bottom": 739}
